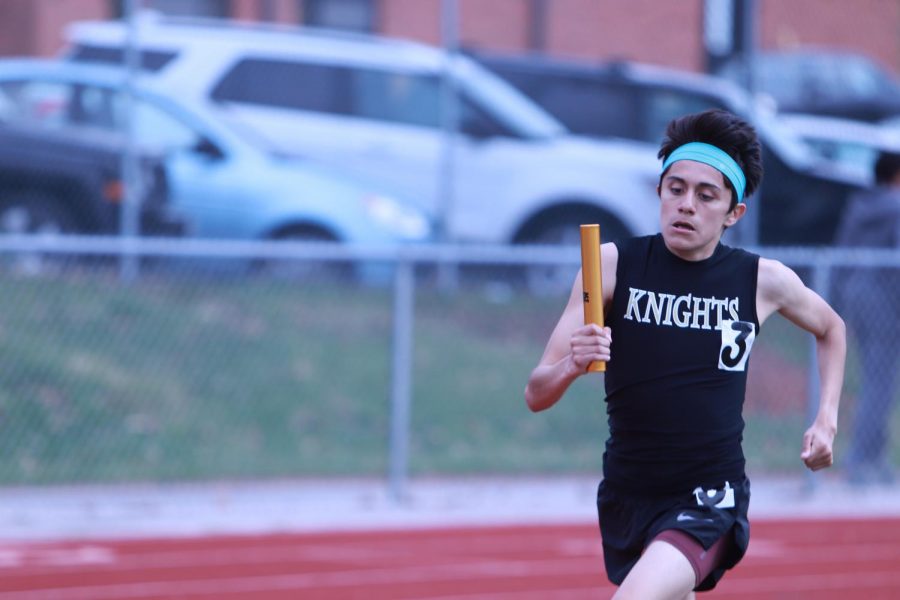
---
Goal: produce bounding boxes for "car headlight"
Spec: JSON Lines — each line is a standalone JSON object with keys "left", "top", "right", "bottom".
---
{"left": 363, "top": 195, "right": 430, "bottom": 239}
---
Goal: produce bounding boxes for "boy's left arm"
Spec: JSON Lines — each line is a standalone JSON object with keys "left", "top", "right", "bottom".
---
{"left": 757, "top": 258, "right": 847, "bottom": 471}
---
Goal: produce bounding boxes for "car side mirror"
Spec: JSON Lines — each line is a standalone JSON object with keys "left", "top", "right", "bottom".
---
{"left": 194, "top": 137, "right": 225, "bottom": 160}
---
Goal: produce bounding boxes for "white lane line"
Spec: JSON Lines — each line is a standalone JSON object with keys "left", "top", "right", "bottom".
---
{"left": 716, "top": 570, "right": 900, "bottom": 595}
{"left": 0, "top": 557, "right": 603, "bottom": 599}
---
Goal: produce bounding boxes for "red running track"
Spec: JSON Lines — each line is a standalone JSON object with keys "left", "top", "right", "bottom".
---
{"left": 2, "top": 517, "right": 900, "bottom": 599}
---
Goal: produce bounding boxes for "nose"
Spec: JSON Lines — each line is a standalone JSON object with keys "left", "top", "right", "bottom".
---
{"left": 677, "top": 191, "right": 696, "bottom": 213}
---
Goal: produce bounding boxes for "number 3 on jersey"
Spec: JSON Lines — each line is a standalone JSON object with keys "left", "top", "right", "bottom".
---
{"left": 719, "top": 320, "right": 756, "bottom": 371}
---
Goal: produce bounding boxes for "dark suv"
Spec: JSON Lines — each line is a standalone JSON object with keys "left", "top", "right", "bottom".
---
{"left": 716, "top": 49, "right": 900, "bottom": 123}
{"left": 469, "top": 51, "right": 868, "bottom": 246}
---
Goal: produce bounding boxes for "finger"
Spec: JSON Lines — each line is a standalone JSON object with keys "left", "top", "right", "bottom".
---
{"left": 572, "top": 334, "right": 610, "bottom": 354}
{"left": 800, "top": 435, "right": 813, "bottom": 459}
{"left": 582, "top": 323, "right": 605, "bottom": 335}
{"left": 803, "top": 446, "right": 834, "bottom": 471}
{"left": 807, "top": 456, "right": 834, "bottom": 471}
{"left": 570, "top": 343, "right": 609, "bottom": 367}
{"left": 574, "top": 349, "right": 609, "bottom": 366}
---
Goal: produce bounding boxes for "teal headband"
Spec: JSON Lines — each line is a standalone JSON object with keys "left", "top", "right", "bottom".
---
{"left": 662, "top": 142, "right": 747, "bottom": 204}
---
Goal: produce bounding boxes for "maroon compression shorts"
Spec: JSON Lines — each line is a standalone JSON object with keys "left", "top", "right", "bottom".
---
{"left": 653, "top": 529, "right": 730, "bottom": 588}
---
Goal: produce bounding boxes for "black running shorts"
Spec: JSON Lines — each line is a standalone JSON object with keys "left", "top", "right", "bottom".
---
{"left": 596, "top": 477, "right": 751, "bottom": 591}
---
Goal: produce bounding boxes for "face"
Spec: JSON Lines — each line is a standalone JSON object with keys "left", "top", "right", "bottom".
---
{"left": 658, "top": 160, "right": 746, "bottom": 261}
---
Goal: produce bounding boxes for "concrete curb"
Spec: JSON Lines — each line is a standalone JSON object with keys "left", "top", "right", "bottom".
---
{"left": 1, "top": 474, "right": 898, "bottom": 542}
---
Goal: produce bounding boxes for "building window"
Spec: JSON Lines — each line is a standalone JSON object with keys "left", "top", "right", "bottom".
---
{"left": 302, "top": 0, "right": 376, "bottom": 32}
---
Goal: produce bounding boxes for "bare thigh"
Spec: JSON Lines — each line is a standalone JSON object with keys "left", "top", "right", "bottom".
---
{"left": 611, "top": 540, "right": 695, "bottom": 600}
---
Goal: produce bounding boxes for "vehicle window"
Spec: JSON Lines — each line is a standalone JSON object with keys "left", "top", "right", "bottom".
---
{"left": 0, "top": 80, "right": 127, "bottom": 133}
{"left": 804, "top": 137, "right": 878, "bottom": 172}
{"left": 69, "top": 84, "right": 120, "bottom": 128}
{"left": 76, "top": 87, "right": 199, "bottom": 150}
{"left": 212, "top": 58, "right": 443, "bottom": 128}
{"left": 353, "top": 69, "right": 441, "bottom": 127}
{"left": 558, "top": 79, "right": 635, "bottom": 139}
{"left": 738, "top": 52, "right": 900, "bottom": 110}
{"left": 824, "top": 55, "right": 893, "bottom": 100}
{"left": 0, "top": 79, "right": 198, "bottom": 150}
{"left": 125, "top": 97, "right": 200, "bottom": 150}
{"left": 211, "top": 58, "right": 350, "bottom": 114}
{"left": 754, "top": 56, "right": 809, "bottom": 107}
{"left": 493, "top": 70, "right": 635, "bottom": 140}
{"left": 458, "top": 60, "right": 564, "bottom": 139}
{"left": 68, "top": 44, "right": 178, "bottom": 72}
{"left": 0, "top": 80, "right": 71, "bottom": 126}
{"left": 642, "top": 89, "right": 726, "bottom": 143}
{"left": 457, "top": 92, "right": 511, "bottom": 138}
{"left": 720, "top": 56, "right": 808, "bottom": 108}
{"left": 562, "top": 79, "right": 634, "bottom": 138}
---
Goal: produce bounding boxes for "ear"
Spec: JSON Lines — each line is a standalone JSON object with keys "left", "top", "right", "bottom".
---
{"left": 725, "top": 202, "right": 747, "bottom": 227}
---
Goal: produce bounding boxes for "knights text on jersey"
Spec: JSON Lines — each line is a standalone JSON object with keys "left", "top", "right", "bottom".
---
{"left": 602, "top": 234, "right": 760, "bottom": 494}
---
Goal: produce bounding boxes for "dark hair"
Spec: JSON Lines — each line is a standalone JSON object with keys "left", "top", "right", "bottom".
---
{"left": 874, "top": 150, "right": 900, "bottom": 185}
{"left": 657, "top": 109, "right": 763, "bottom": 208}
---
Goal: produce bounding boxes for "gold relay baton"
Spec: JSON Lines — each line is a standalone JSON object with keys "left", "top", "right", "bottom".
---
{"left": 579, "top": 224, "right": 605, "bottom": 372}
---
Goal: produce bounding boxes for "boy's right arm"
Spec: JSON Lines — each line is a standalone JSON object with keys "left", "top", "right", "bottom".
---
{"left": 524, "top": 243, "right": 616, "bottom": 412}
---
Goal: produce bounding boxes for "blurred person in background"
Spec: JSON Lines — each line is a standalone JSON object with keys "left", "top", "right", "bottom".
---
{"left": 836, "top": 149, "right": 900, "bottom": 486}
{"left": 525, "top": 109, "right": 846, "bottom": 600}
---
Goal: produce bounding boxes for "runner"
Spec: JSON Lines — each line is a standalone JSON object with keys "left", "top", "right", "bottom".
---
{"left": 525, "top": 109, "right": 847, "bottom": 599}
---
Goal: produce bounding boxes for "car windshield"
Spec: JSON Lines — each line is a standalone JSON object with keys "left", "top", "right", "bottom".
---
{"left": 723, "top": 51, "right": 900, "bottom": 108}
{"left": 0, "top": 75, "right": 224, "bottom": 156}
{"left": 130, "top": 89, "right": 284, "bottom": 158}
{"left": 455, "top": 58, "right": 566, "bottom": 140}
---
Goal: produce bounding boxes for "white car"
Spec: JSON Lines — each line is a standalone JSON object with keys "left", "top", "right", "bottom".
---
{"left": 778, "top": 113, "right": 900, "bottom": 183}
{"left": 65, "top": 12, "right": 662, "bottom": 257}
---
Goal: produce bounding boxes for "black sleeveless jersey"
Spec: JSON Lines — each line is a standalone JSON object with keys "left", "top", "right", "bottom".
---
{"left": 603, "top": 234, "right": 760, "bottom": 495}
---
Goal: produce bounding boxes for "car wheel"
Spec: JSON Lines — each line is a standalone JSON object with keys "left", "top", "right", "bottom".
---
{"left": 0, "top": 193, "right": 78, "bottom": 275}
{"left": 256, "top": 227, "right": 350, "bottom": 282}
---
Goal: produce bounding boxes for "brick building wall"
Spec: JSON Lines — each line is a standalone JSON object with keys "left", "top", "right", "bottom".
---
{"left": 536, "top": 0, "right": 704, "bottom": 69}
{"left": 0, "top": 0, "right": 107, "bottom": 57}
{"left": 1, "top": 0, "right": 898, "bottom": 76}
{"left": 760, "top": 0, "right": 900, "bottom": 74}
{"left": 380, "top": 0, "right": 703, "bottom": 68}
{"left": 383, "top": 0, "right": 900, "bottom": 75}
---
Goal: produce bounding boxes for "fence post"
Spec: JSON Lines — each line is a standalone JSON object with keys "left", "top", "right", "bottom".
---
{"left": 389, "top": 257, "right": 415, "bottom": 502}
{"left": 119, "top": 0, "right": 141, "bottom": 283}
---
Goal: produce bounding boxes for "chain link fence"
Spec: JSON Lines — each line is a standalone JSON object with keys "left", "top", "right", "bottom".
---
{"left": 0, "top": 238, "right": 896, "bottom": 494}
{"left": 0, "top": 0, "right": 896, "bottom": 499}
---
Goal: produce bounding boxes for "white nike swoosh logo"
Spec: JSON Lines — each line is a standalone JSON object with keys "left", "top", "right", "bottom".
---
{"left": 677, "top": 512, "right": 713, "bottom": 523}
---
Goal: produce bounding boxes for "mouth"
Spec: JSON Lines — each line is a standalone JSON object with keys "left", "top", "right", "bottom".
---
{"left": 671, "top": 220, "right": 695, "bottom": 232}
